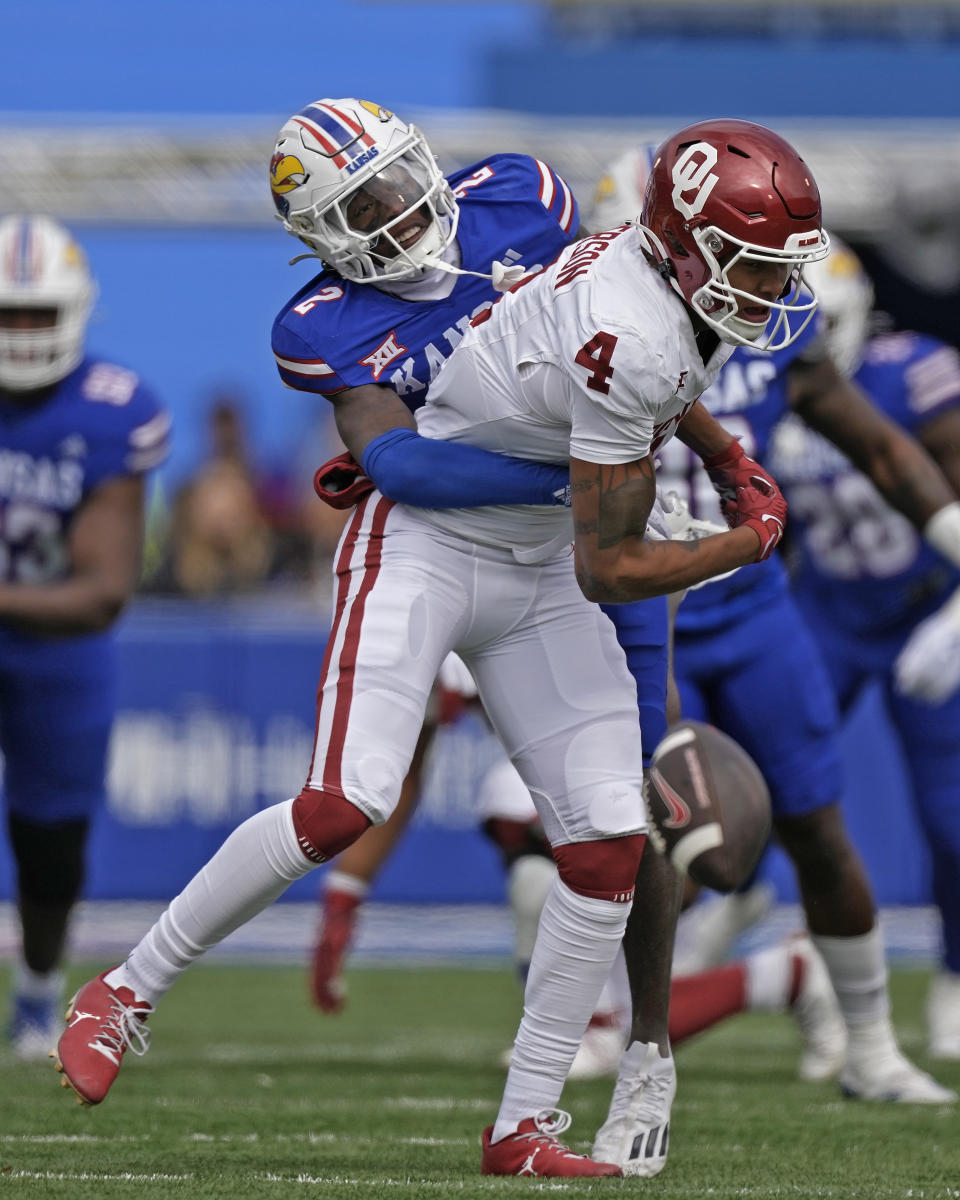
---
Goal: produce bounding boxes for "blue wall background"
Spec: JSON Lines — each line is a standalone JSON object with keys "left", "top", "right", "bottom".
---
{"left": 5, "top": 2, "right": 960, "bottom": 119}
{"left": 0, "top": 1, "right": 541, "bottom": 116}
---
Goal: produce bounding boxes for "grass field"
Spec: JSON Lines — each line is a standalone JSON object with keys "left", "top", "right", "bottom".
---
{"left": 2, "top": 963, "right": 959, "bottom": 1198}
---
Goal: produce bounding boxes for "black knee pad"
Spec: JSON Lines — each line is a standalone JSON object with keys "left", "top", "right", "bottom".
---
{"left": 7, "top": 813, "right": 89, "bottom": 906}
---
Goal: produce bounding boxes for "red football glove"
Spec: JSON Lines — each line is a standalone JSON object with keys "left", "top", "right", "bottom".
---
{"left": 702, "top": 439, "right": 779, "bottom": 515}
{"left": 701, "top": 438, "right": 787, "bottom": 560}
{"left": 721, "top": 481, "right": 787, "bottom": 561}
{"left": 313, "top": 452, "right": 375, "bottom": 510}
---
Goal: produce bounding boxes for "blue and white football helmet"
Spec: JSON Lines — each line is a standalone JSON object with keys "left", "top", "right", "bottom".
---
{"left": 802, "top": 238, "right": 875, "bottom": 377}
{"left": 270, "top": 98, "right": 459, "bottom": 284}
{"left": 588, "top": 143, "right": 658, "bottom": 233}
{"left": 0, "top": 216, "right": 96, "bottom": 392}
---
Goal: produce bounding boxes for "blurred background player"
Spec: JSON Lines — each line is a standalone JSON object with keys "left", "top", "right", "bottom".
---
{"left": 0, "top": 215, "right": 170, "bottom": 1059}
{"left": 770, "top": 240, "right": 960, "bottom": 1060}
{"left": 581, "top": 146, "right": 960, "bottom": 1105}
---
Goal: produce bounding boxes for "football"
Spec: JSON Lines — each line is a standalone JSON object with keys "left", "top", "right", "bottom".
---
{"left": 644, "top": 720, "right": 771, "bottom": 892}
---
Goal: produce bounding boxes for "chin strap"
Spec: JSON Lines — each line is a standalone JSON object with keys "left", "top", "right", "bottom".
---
{"left": 286, "top": 251, "right": 528, "bottom": 294}
{"left": 402, "top": 254, "right": 530, "bottom": 293}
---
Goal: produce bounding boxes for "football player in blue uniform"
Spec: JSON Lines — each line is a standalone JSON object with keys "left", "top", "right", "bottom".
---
{"left": 0, "top": 215, "right": 170, "bottom": 1059}
{"left": 589, "top": 150, "right": 960, "bottom": 1105}
{"left": 771, "top": 242, "right": 960, "bottom": 1061}
{"left": 269, "top": 97, "right": 580, "bottom": 1011}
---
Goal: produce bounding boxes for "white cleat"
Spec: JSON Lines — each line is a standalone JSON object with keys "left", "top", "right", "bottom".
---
{"left": 840, "top": 1043, "right": 957, "bottom": 1105}
{"left": 11, "top": 1023, "right": 60, "bottom": 1062}
{"left": 927, "top": 970, "right": 960, "bottom": 1060}
{"left": 790, "top": 938, "right": 847, "bottom": 1082}
{"left": 8, "top": 986, "right": 63, "bottom": 1063}
{"left": 567, "top": 1019, "right": 626, "bottom": 1082}
{"left": 592, "top": 1040, "right": 676, "bottom": 1178}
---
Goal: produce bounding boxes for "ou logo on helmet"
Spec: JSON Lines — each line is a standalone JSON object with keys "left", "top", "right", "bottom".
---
{"left": 671, "top": 143, "right": 719, "bottom": 220}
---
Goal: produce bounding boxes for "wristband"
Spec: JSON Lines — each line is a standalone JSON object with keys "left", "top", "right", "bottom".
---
{"left": 924, "top": 500, "right": 960, "bottom": 569}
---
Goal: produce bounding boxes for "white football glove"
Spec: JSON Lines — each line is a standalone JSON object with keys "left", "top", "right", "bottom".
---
{"left": 893, "top": 586, "right": 960, "bottom": 705}
{"left": 654, "top": 491, "right": 743, "bottom": 589}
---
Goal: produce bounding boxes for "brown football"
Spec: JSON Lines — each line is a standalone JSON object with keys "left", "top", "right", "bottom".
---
{"left": 644, "top": 720, "right": 771, "bottom": 892}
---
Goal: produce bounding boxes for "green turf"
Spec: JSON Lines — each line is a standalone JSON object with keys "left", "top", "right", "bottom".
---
{"left": 1, "top": 963, "right": 959, "bottom": 1198}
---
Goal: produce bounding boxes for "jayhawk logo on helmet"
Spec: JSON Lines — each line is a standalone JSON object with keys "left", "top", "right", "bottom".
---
{"left": 270, "top": 151, "right": 310, "bottom": 217}
{"left": 358, "top": 100, "right": 393, "bottom": 122}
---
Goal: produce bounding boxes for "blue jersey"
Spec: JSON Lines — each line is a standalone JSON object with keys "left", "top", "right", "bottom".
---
{"left": 0, "top": 355, "right": 170, "bottom": 822}
{"left": 0, "top": 356, "right": 170, "bottom": 641}
{"left": 658, "top": 312, "right": 823, "bottom": 633}
{"left": 770, "top": 331, "right": 960, "bottom": 635}
{"left": 271, "top": 154, "right": 578, "bottom": 411}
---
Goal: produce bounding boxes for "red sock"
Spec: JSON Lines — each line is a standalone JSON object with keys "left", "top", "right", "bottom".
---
{"left": 324, "top": 888, "right": 362, "bottom": 918}
{"left": 669, "top": 964, "right": 748, "bottom": 1046}
{"left": 586, "top": 1011, "right": 622, "bottom": 1032}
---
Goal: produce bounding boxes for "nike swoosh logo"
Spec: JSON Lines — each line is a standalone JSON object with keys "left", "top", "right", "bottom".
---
{"left": 760, "top": 515, "right": 784, "bottom": 555}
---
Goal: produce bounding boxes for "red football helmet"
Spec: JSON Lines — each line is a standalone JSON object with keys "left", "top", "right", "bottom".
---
{"left": 641, "top": 119, "right": 829, "bottom": 351}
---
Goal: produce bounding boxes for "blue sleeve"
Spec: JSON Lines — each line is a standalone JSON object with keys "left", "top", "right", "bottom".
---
{"left": 360, "top": 428, "right": 569, "bottom": 508}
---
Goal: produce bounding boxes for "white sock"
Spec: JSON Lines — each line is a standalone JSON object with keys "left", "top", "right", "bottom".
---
{"left": 324, "top": 870, "right": 370, "bottom": 900}
{"left": 15, "top": 961, "right": 64, "bottom": 1002}
{"left": 745, "top": 943, "right": 793, "bottom": 1012}
{"left": 107, "top": 800, "right": 313, "bottom": 1005}
{"left": 812, "top": 927, "right": 891, "bottom": 1031}
{"left": 507, "top": 855, "right": 556, "bottom": 978}
{"left": 493, "top": 876, "right": 629, "bottom": 1141}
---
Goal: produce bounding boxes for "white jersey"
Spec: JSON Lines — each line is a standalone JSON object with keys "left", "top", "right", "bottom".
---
{"left": 415, "top": 224, "right": 733, "bottom": 562}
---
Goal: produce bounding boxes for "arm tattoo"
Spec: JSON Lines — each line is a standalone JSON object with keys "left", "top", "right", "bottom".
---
{"left": 580, "top": 458, "right": 657, "bottom": 550}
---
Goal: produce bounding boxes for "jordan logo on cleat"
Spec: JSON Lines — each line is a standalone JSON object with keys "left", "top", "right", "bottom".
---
{"left": 518, "top": 1148, "right": 542, "bottom": 1176}
{"left": 67, "top": 1010, "right": 98, "bottom": 1027}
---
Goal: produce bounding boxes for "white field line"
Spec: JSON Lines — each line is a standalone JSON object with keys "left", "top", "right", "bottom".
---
{"left": 1, "top": 1131, "right": 473, "bottom": 1146}
{"left": 2, "top": 1172, "right": 192, "bottom": 1183}
{"left": 4, "top": 1163, "right": 957, "bottom": 1197}
{"left": 147, "top": 1094, "right": 494, "bottom": 1113}
{"left": 256, "top": 1179, "right": 960, "bottom": 1197}
{"left": 4, "top": 1171, "right": 960, "bottom": 1197}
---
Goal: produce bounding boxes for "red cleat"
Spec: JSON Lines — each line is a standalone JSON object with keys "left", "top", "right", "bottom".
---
{"left": 51, "top": 970, "right": 152, "bottom": 1106}
{"left": 310, "top": 890, "right": 361, "bottom": 1013}
{"left": 481, "top": 1110, "right": 622, "bottom": 1177}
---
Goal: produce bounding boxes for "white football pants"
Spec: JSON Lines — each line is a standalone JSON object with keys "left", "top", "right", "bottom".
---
{"left": 311, "top": 492, "right": 648, "bottom": 847}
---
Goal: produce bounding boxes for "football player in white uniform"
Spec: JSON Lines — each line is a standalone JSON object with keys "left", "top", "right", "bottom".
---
{"left": 56, "top": 119, "right": 827, "bottom": 1178}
